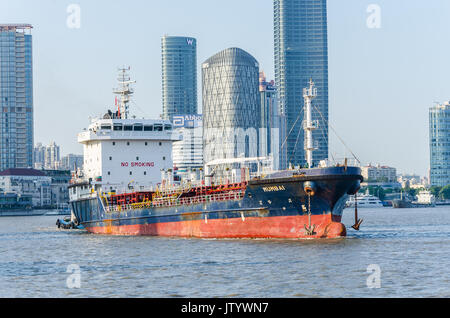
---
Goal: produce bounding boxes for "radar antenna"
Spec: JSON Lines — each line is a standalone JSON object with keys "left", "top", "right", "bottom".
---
{"left": 113, "top": 66, "right": 135, "bottom": 119}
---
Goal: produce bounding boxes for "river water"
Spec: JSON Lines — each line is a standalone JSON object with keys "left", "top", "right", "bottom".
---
{"left": 0, "top": 206, "right": 449, "bottom": 298}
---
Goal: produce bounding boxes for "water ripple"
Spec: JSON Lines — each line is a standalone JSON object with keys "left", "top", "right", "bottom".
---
{"left": 0, "top": 208, "right": 449, "bottom": 297}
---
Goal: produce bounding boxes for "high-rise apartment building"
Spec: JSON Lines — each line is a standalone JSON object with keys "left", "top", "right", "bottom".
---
{"left": 33, "top": 142, "right": 45, "bottom": 169}
{"left": 274, "top": 0, "right": 328, "bottom": 167}
{"left": 0, "top": 24, "right": 34, "bottom": 170}
{"left": 429, "top": 101, "right": 450, "bottom": 187}
{"left": 33, "top": 141, "right": 60, "bottom": 170}
{"left": 44, "top": 141, "right": 60, "bottom": 170}
{"left": 202, "top": 48, "right": 261, "bottom": 166}
{"left": 161, "top": 36, "right": 197, "bottom": 120}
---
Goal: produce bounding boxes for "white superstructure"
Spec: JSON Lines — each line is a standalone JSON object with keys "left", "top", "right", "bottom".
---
{"left": 78, "top": 118, "right": 177, "bottom": 192}
{"left": 414, "top": 190, "right": 436, "bottom": 205}
{"left": 346, "top": 193, "right": 384, "bottom": 208}
{"left": 73, "top": 67, "right": 179, "bottom": 195}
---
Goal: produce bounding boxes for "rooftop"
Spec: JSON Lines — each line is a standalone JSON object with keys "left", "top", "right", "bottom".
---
{"left": 0, "top": 24, "right": 33, "bottom": 32}
{"left": 0, "top": 168, "right": 46, "bottom": 177}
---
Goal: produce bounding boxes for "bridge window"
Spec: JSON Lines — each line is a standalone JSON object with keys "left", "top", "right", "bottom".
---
{"left": 144, "top": 125, "right": 153, "bottom": 131}
{"left": 124, "top": 125, "right": 133, "bottom": 131}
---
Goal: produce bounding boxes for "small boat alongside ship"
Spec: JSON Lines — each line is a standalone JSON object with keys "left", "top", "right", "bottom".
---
{"left": 68, "top": 72, "right": 363, "bottom": 239}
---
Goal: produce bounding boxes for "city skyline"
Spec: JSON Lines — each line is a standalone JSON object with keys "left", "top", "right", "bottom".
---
{"left": 1, "top": 0, "right": 450, "bottom": 177}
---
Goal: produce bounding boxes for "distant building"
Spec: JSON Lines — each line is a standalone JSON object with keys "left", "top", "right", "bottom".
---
{"left": 171, "top": 114, "right": 203, "bottom": 181}
{"left": 33, "top": 142, "right": 45, "bottom": 169}
{"left": 42, "top": 169, "right": 71, "bottom": 207}
{"left": 0, "top": 24, "right": 34, "bottom": 170}
{"left": 33, "top": 142, "right": 61, "bottom": 170}
{"left": 0, "top": 192, "right": 32, "bottom": 211}
{"left": 397, "top": 174, "right": 428, "bottom": 189}
{"left": 429, "top": 101, "right": 450, "bottom": 187}
{"left": 0, "top": 168, "right": 52, "bottom": 207}
{"left": 362, "top": 164, "right": 397, "bottom": 183}
{"left": 259, "top": 72, "right": 287, "bottom": 170}
{"left": 59, "top": 153, "right": 83, "bottom": 172}
{"left": 161, "top": 36, "right": 197, "bottom": 120}
{"left": 44, "top": 142, "right": 60, "bottom": 169}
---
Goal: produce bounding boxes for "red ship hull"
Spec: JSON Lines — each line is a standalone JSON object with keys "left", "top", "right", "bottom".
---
{"left": 85, "top": 213, "right": 346, "bottom": 239}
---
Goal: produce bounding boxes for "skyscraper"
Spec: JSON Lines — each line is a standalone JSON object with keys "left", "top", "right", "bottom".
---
{"left": 259, "top": 72, "right": 287, "bottom": 170}
{"left": 274, "top": 0, "right": 328, "bottom": 167}
{"left": 0, "top": 24, "right": 34, "bottom": 170}
{"left": 202, "top": 47, "right": 261, "bottom": 166}
{"left": 161, "top": 36, "right": 197, "bottom": 120}
{"left": 429, "top": 101, "right": 450, "bottom": 187}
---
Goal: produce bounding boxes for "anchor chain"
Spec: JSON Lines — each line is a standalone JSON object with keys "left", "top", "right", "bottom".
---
{"left": 351, "top": 193, "right": 363, "bottom": 231}
{"left": 304, "top": 193, "right": 316, "bottom": 236}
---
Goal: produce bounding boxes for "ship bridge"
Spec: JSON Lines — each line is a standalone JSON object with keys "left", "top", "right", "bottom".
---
{"left": 78, "top": 118, "right": 179, "bottom": 143}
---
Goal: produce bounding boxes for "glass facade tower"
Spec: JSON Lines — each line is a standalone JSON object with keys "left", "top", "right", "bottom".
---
{"left": 429, "top": 101, "right": 450, "bottom": 187}
{"left": 0, "top": 24, "right": 34, "bottom": 170}
{"left": 202, "top": 48, "right": 261, "bottom": 165}
{"left": 259, "top": 72, "right": 287, "bottom": 170}
{"left": 274, "top": 0, "right": 328, "bottom": 167}
{"left": 161, "top": 36, "right": 197, "bottom": 120}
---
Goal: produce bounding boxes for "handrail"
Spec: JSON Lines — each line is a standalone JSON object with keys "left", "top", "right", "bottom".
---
{"left": 105, "top": 190, "right": 245, "bottom": 213}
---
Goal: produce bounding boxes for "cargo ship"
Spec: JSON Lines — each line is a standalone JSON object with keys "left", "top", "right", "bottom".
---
{"left": 68, "top": 70, "right": 363, "bottom": 238}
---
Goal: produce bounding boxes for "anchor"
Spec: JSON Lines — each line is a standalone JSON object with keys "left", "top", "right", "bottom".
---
{"left": 304, "top": 192, "right": 316, "bottom": 236}
{"left": 351, "top": 193, "right": 363, "bottom": 231}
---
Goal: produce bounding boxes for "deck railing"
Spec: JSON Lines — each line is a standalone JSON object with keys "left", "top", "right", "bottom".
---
{"left": 104, "top": 190, "right": 245, "bottom": 213}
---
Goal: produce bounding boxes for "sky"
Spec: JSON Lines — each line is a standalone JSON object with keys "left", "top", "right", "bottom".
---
{"left": 1, "top": 0, "right": 450, "bottom": 177}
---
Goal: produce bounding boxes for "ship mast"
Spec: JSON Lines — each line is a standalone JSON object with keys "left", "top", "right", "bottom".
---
{"left": 113, "top": 66, "right": 135, "bottom": 119}
{"left": 303, "top": 79, "right": 318, "bottom": 168}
